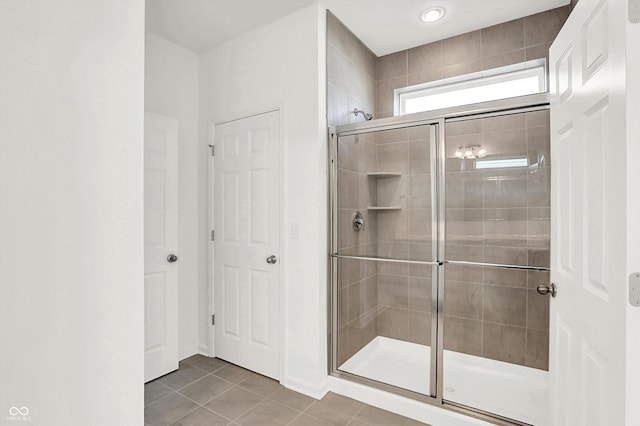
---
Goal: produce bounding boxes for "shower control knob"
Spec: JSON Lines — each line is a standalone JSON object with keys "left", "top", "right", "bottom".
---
{"left": 536, "top": 283, "right": 557, "bottom": 297}
{"left": 353, "top": 211, "right": 364, "bottom": 232}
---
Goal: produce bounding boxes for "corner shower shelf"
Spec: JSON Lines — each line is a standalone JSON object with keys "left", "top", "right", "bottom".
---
{"left": 367, "top": 206, "right": 402, "bottom": 211}
{"left": 366, "top": 172, "right": 402, "bottom": 178}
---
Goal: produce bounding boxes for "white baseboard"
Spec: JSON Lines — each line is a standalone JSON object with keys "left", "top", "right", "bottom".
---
{"left": 281, "top": 375, "right": 330, "bottom": 400}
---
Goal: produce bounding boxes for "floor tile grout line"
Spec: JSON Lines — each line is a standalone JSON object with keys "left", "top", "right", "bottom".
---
{"left": 266, "top": 393, "right": 315, "bottom": 413}
{"left": 144, "top": 381, "right": 175, "bottom": 407}
{"left": 347, "top": 403, "right": 366, "bottom": 425}
{"left": 188, "top": 396, "right": 238, "bottom": 425}
{"left": 221, "top": 393, "right": 269, "bottom": 424}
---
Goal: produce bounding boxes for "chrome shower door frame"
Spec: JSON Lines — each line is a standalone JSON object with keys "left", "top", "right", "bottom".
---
{"left": 328, "top": 93, "right": 550, "bottom": 426}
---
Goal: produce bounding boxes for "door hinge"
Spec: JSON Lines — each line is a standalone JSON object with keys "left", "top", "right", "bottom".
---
{"left": 208, "top": 144, "right": 215, "bottom": 156}
{"left": 211, "top": 230, "right": 215, "bottom": 241}
{"left": 211, "top": 314, "right": 215, "bottom": 325}
{"left": 630, "top": 0, "right": 640, "bottom": 23}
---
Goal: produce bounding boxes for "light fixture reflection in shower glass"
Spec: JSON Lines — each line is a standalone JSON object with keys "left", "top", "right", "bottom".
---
{"left": 455, "top": 144, "right": 487, "bottom": 159}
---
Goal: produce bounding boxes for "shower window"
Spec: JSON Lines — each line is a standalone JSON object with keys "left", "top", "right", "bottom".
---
{"left": 395, "top": 60, "right": 547, "bottom": 116}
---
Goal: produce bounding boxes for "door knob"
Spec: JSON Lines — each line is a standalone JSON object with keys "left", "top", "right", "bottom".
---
{"left": 536, "top": 282, "right": 557, "bottom": 297}
{"left": 167, "top": 254, "right": 178, "bottom": 263}
{"left": 266, "top": 255, "right": 277, "bottom": 264}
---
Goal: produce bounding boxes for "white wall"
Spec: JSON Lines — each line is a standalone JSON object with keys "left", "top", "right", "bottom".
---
{"left": 626, "top": 13, "right": 640, "bottom": 426}
{"left": 199, "top": 4, "right": 329, "bottom": 396}
{"left": 0, "top": 1, "right": 144, "bottom": 425}
{"left": 145, "top": 33, "right": 201, "bottom": 359}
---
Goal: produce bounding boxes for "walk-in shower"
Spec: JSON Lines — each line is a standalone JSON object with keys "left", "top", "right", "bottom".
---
{"left": 329, "top": 94, "right": 551, "bottom": 426}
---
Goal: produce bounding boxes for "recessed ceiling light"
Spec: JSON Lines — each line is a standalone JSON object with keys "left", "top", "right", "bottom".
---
{"left": 419, "top": 6, "right": 446, "bottom": 23}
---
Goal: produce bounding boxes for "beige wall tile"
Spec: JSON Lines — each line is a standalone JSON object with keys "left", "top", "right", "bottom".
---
{"left": 483, "top": 207, "right": 528, "bottom": 247}
{"left": 445, "top": 243, "right": 484, "bottom": 263}
{"left": 408, "top": 310, "right": 431, "bottom": 345}
{"left": 445, "top": 263, "right": 484, "bottom": 284}
{"left": 524, "top": 7, "right": 570, "bottom": 47}
{"left": 482, "top": 49, "right": 526, "bottom": 71}
{"left": 527, "top": 125, "right": 551, "bottom": 167}
{"left": 446, "top": 208, "right": 483, "bottom": 245}
{"left": 446, "top": 120, "right": 482, "bottom": 137}
{"left": 482, "top": 322, "right": 526, "bottom": 364}
{"left": 483, "top": 113, "right": 527, "bottom": 131}
{"left": 378, "top": 274, "right": 409, "bottom": 308}
{"left": 408, "top": 242, "right": 433, "bottom": 262}
{"left": 445, "top": 171, "right": 484, "bottom": 209}
{"left": 484, "top": 246, "right": 528, "bottom": 265}
{"left": 348, "top": 281, "right": 365, "bottom": 322}
{"left": 483, "top": 169, "right": 528, "bottom": 208}
{"left": 444, "top": 280, "right": 483, "bottom": 320}
{"left": 444, "top": 316, "right": 482, "bottom": 356}
{"left": 442, "top": 31, "right": 482, "bottom": 66}
{"left": 442, "top": 60, "right": 482, "bottom": 79}
{"left": 376, "top": 76, "right": 407, "bottom": 115}
{"left": 409, "top": 276, "right": 432, "bottom": 312}
{"left": 347, "top": 320, "right": 365, "bottom": 357}
{"left": 377, "top": 51, "right": 408, "bottom": 80}
{"left": 338, "top": 288, "right": 349, "bottom": 327}
{"left": 526, "top": 110, "right": 550, "bottom": 127}
{"left": 409, "top": 140, "right": 431, "bottom": 174}
{"left": 527, "top": 166, "right": 550, "bottom": 207}
{"left": 377, "top": 240, "right": 410, "bottom": 259}
{"left": 408, "top": 68, "right": 443, "bottom": 86}
{"left": 525, "top": 42, "right": 551, "bottom": 63}
{"left": 408, "top": 41, "right": 442, "bottom": 74}
{"left": 481, "top": 19, "right": 524, "bottom": 58}
{"left": 483, "top": 267, "right": 527, "bottom": 287}
{"left": 525, "top": 329, "right": 549, "bottom": 370}
{"left": 378, "top": 307, "right": 409, "bottom": 340}
{"left": 483, "top": 285, "right": 527, "bottom": 327}
{"left": 377, "top": 142, "right": 409, "bottom": 172}
{"left": 527, "top": 289, "right": 550, "bottom": 330}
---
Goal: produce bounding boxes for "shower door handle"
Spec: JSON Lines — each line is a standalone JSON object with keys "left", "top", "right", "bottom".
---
{"left": 536, "top": 283, "right": 557, "bottom": 297}
{"left": 266, "top": 255, "right": 278, "bottom": 264}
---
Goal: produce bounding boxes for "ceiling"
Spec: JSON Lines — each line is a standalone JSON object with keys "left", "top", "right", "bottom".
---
{"left": 146, "top": 0, "right": 570, "bottom": 56}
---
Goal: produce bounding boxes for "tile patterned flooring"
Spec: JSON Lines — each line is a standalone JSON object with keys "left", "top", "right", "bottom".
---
{"left": 145, "top": 355, "right": 430, "bottom": 426}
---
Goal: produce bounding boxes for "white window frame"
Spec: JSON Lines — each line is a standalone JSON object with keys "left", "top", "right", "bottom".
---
{"left": 395, "top": 59, "right": 547, "bottom": 116}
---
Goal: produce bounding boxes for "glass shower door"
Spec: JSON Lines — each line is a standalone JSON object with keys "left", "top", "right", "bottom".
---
{"left": 332, "top": 124, "right": 438, "bottom": 397}
{"left": 442, "top": 110, "right": 551, "bottom": 425}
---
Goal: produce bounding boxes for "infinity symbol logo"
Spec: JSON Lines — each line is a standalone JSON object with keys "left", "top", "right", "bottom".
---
{"left": 9, "top": 407, "right": 29, "bottom": 416}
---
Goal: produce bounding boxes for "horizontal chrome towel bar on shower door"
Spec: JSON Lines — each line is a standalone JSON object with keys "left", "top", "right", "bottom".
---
{"left": 330, "top": 253, "right": 441, "bottom": 266}
{"left": 444, "top": 260, "right": 550, "bottom": 272}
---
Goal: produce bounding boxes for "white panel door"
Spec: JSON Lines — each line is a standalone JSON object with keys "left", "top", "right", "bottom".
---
{"left": 214, "top": 111, "right": 280, "bottom": 380}
{"left": 144, "top": 112, "right": 179, "bottom": 383}
{"left": 549, "top": 0, "right": 627, "bottom": 424}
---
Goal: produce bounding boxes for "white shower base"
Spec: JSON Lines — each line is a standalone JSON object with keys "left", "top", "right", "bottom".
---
{"left": 339, "top": 337, "right": 547, "bottom": 425}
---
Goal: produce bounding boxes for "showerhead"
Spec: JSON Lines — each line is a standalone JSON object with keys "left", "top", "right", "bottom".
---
{"left": 353, "top": 108, "right": 373, "bottom": 121}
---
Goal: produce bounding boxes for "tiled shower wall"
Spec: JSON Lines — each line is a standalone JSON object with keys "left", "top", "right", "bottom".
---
{"left": 328, "top": 12, "right": 379, "bottom": 364}
{"left": 327, "top": 12, "right": 376, "bottom": 127}
{"left": 374, "top": 6, "right": 570, "bottom": 118}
